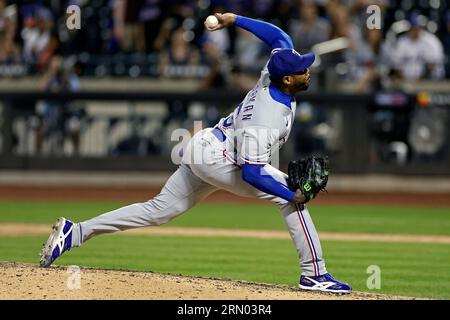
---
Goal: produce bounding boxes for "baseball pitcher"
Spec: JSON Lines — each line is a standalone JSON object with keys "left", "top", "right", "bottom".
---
{"left": 40, "top": 13, "right": 351, "bottom": 293}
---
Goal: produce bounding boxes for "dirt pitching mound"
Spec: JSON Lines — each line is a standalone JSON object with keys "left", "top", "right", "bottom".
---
{"left": 0, "top": 262, "right": 416, "bottom": 300}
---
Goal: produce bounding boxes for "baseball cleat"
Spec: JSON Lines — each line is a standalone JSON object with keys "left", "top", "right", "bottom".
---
{"left": 299, "top": 273, "right": 352, "bottom": 294}
{"left": 40, "top": 217, "right": 74, "bottom": 268}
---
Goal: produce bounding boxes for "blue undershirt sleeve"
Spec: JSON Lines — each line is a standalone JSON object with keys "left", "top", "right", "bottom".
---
{"left": 235, "top": 15, "right": 293, "bottom": 49}
{"left": 241, "top": 163, "right": 295, "bottom": 202}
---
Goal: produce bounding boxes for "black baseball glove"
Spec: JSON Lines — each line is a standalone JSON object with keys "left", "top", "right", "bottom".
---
{"left": 287, "top": 156, "right": 330, "bottom": 204}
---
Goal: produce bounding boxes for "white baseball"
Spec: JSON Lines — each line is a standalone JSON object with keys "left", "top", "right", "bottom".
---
{"left": 205, "top": 15, "right": 219, "bottom": 29}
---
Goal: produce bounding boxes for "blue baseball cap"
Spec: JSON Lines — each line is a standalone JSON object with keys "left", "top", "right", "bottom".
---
{"left": 268, "top": 49, "right": 315, "bottom": 79}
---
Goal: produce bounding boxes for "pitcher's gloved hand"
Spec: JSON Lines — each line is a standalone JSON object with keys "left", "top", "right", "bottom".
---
{"left": 287, "top": 156, "right": 329, "bottom": 204}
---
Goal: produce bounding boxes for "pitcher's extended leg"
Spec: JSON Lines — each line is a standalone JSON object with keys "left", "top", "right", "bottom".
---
{"left": 71, "top": 163, "right": 217, "bottom": 246}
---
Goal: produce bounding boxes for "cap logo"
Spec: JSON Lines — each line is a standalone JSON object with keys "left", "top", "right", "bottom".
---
{"left": 292, "top": 49, "right": 301, "bottom": 57}
{"left": 271, "top": 48, "right": 282, "bottom": 56}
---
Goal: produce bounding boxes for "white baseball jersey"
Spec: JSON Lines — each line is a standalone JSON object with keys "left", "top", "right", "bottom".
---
{"left": 215, "top": 62, "right": 297, "bottom": 166}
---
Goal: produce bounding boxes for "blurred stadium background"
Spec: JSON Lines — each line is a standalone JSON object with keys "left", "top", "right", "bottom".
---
{"left": 0, "top": 0, "right": 449, "bottom": 299}
{"left": 0, "top": 0, "right": 449, "bottom": 176}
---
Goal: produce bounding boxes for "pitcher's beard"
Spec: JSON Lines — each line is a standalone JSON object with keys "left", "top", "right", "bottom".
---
{"left": 298, "top": 82, "right": 310, "bottom": 91}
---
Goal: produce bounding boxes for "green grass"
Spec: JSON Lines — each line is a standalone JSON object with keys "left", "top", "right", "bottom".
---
{"left": 1, "top": 200, "right": 449, "bottom": 299}
{"left": 0, "top": 200, "right": 449, "bottom": 235}
{"left": 0, "top": 234, "right": 448, "bottom": 299}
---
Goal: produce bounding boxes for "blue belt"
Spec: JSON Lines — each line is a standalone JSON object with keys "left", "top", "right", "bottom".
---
{"left": 212, "top": 127, "right": 226, "bottom": 142}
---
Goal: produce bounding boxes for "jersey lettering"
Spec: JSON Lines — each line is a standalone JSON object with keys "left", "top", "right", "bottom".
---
{"left": 243, "top": 105, "right": 254, "bottom": 112}
{"left": 235, "top": 102, "right": 243, "bottom": 115}
{"left": 223, "top": 116, "right": 233, "bottom": 128}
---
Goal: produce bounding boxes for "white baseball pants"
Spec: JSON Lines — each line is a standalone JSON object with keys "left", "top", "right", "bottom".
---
{"left": 72, "top": 128, "right": 327, "bottom": 276}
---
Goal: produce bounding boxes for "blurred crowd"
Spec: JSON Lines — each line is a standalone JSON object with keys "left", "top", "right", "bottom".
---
{"left": 0, "top": 0, "right": 449, "bottom": 91}
{"left": 1, "top": 0, "right": 449, "bottom": 161}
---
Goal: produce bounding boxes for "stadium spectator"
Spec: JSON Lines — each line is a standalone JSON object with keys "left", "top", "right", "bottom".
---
{"left": 113, "top": 0, "right": 146, "bottom": 53}
{"left": 0, "top": 1, "right": 20, "bottom": 65}
{"left": 0, "top": 37, "right": 20, "bottom": 65}
{"left": 159, "top": 27, "right": 200, "bottom": 78}
{"left": 326, "top": 0, "right": 346, "bottom": 39}
{"left": 36, "top": 31, "right": 60, "bottom": 71}
{"left": 0, "top": 0, "right": 16, "bottom": 42}
{"left": 158, "top": 26, "right": 202, "bottom": 138}
{"left": 289, "top": 0, "right": 330, "bottom": 51}
{"left": 331, "top": 5, "right": 376, "bottom": 92}
{"left": 392, "top": 13, "right": 445, "bottom": 80}
{"left": 21, "top": 7, "right": 53, "bottom": 72}
{"left": 138, "top": 0, "right": 164, "bottom": 52}
{"left": 138, "top": 0, "right": 185, "bottom": 53}
{"left": 199, "top": 10, "right": 234, "bottom": 93}
{"left": 35, "top": 55, "right": 82, "bottom": 156}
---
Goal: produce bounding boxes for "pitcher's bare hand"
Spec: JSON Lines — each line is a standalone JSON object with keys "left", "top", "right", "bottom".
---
{"left": 204, "top": 13, "right": 237, "bottom": 31}
{"left": 291, "top": 189, "right": 306, "bottom": 204}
